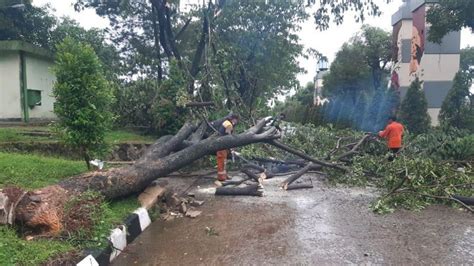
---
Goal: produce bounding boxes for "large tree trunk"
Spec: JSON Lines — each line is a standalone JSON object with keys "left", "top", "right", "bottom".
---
{"left": 7, "top": 119, "right": 279, "bottom": 235}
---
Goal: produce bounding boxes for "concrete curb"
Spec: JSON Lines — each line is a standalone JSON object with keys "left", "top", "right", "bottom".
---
{"left": 76, "top": 207, "right": 152, "bottom": 266}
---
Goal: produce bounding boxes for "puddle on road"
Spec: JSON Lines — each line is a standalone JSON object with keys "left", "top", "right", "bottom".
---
{"left": 113, "top": 174, "right": 473, "bottom": 265}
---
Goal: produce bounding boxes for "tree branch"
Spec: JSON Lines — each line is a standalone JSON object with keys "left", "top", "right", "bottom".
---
{"left": 175, "top": 17, "right": 192, "bottom": 40}
{"left": 268, "top": 140, "right": 347, "bottom": 171}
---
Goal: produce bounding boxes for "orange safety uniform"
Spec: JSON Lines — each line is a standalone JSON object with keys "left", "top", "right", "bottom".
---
{"left": 216, "top": 120, "right": 233, "bottom": 181}
{"left": 378, "top": 121, "right": 404, "bottom": 148}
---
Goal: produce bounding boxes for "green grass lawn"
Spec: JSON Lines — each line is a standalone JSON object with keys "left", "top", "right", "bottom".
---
{"left": 0, "top": 152, "right": 140, "bottom": 265}
{"left": 0, "top": 227, "right": 74, "bottom": 265}
{"left": 0, "top": 152, "right": 88, "bottom": 189}
{"left": 0, "top": 127, "right": 52, "bottom": 142}
{"left": 0, "top": 126, "right": 155, "bottom": 144}
{"left": 105, "top": 129, "right": 155, "bottom": 144}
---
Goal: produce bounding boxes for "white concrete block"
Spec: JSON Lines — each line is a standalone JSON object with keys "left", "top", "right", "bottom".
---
{"left": 109, "top": 225, "right": 127, "bottom": 262}
{"left": 133, "top": 207, "right": 151, "bottom": 231}
{"left": 76, "top": 255, "right": 99, "bottom": 266}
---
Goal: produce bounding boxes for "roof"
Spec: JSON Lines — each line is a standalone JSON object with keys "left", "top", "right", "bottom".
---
{"left": 391, "top": 0, "right": 440, "bottom": 25}
{"left": 391, "top": 0, "right": 412, "bottom": 25}
{"left": 0, "top": 40, "right": 53, "bottom": 60}
{"left": 410, "top": 0, "right": 438, "bottom": 12}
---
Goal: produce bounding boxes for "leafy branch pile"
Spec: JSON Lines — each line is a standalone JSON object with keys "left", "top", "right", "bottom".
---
{"left": 240, "top": 123, "right": 473, "bottom": 213}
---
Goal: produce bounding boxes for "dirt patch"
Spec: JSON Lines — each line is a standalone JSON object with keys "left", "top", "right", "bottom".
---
{"left": 63, "top": 193, "right": 102, "bottom": 235}
{"left": 42, "top": 250, "right": 82, "bottom": 266}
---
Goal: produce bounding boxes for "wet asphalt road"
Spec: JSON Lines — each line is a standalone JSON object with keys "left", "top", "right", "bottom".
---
{"left": 112, "top": 173, "right": 473, "bottom": 265}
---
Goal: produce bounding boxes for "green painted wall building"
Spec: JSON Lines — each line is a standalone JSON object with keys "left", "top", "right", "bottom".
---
{"left": 0, "top": 40, "right": 56, "bottom": 122}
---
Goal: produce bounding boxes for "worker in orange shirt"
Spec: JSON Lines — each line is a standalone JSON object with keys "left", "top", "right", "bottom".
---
{"left": 378, "top": 116, "right": 404, "bottom": 161}
{"left": 216, "top": 114, "right": 239, "bottom": 181}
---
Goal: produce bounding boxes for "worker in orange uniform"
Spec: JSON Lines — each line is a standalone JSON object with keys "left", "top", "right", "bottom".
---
{"left": 216, "top": 114, "right": 239, "bottom": 181}
{"left": 378, "top": 115, "right": 404, "bottom": 161}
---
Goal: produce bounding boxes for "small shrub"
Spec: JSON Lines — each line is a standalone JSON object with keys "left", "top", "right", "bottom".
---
{"left": 399, "top": 77, "right": 431, "bottom": 135}
{"left": 439, "top": 71, "right": 474, "bottom": 132}
{"left": 52, "top": 37, "right": 114, "bottom": 168}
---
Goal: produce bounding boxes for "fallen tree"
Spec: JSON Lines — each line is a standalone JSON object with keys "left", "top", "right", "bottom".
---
{"left": 2, "top": 120, "right": 472, "bottom": 234}
{"left": 241, "top": 123, "right": 474, "bottom": 213}
{"left": 2, "top": 118, "right": 281, "bottom": 235}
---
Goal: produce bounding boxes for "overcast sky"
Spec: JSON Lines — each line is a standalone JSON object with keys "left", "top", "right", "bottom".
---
{"left": 33, "top": 0, "right": 473, "bottom": 86}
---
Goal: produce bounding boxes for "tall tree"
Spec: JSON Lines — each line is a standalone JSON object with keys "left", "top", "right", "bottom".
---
{"left": 426, "top": 0, "right": 474, "bottom": 43}
{"left": 460, "top": 46, "right": 474, "bottom": 74}
{"left": 322, "top": 43, "right": 371, "bottom": 101}
{"left": 307, "top": 0, "right": 472, "bottom": 44}
{"left": 399, "top": 77, "right": 431, "bottom": 135}
{"left": 74, "top": 0, "right": 166, "bottom": 80}
{"left": 322, "top": 26, "right": 391, "bottom": 98}
{"left": 51, "top": 18, "right": 121, "bottom": 80}
{"left": 308, "top": 0, "right": 387, "bottom": 30}
{"left": 0, "top": 1, "right": 56, "bottom": 49}
{"left": 352, "top": 25, "right": 392, "bottom": 89}
{"left": 439, "top": 71, "right": 473, "bottom": 131}
{"left": 321, "top": 25, "right": 392, "bottom": 130}
{"left": 210, "top": 0, "right": 306, "bottom": 118}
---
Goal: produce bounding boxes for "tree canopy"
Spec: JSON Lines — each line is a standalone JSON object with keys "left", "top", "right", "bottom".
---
{"left": 439, "top": 71, "right": 474, "bottom": 132}
{"left": 307, "top": 0, "right": 473, "bottom": 43}
{"left": 2, "top": 0, "right": 471, "bottom": 133}
{"left": 399, "top": 77, "right": 431, "bottom": 135}
{"left": 72, "top": 0, "right": 307, "bottom": 124}
{"left": 426, "top": 0, "right": 474, "bottom": 43}
{"left": 460, "top": 46, "right": 474, "bottom": 74}
{"left": 322, "top": 25, "right": 391, "bottom": 99}
{"left": 0, "top": 2, "right": 56, "bottom": 49}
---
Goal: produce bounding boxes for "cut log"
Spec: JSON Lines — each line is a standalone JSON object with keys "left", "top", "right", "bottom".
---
{"left": 215, "top": 184, "right": 263, "bottom": 197}
{"left": 280, "top": 163, "right": 320, "bottom": 190}
{"left": 241, "top": 168, "right": 262, "bottom": 183}
{"left": 10, "top": 118, "right": 280, "bottom": 234}
{"left": 138, "top": 184, "right": 166, "bottom": 210}
{"left": 235, "top": 154, "right": 275, "bottom": 179}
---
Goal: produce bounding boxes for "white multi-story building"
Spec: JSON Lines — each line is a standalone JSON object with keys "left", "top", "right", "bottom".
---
{"left": 313, "top": 59, "right": 329, "bottom": 106}
{"left": 391, "top": 0, "right": 460, "bottom": 126}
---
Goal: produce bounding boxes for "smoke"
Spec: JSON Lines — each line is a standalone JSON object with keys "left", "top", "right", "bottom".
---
{"left": 321, "top": 88, "right": 400, "bottom": 132}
